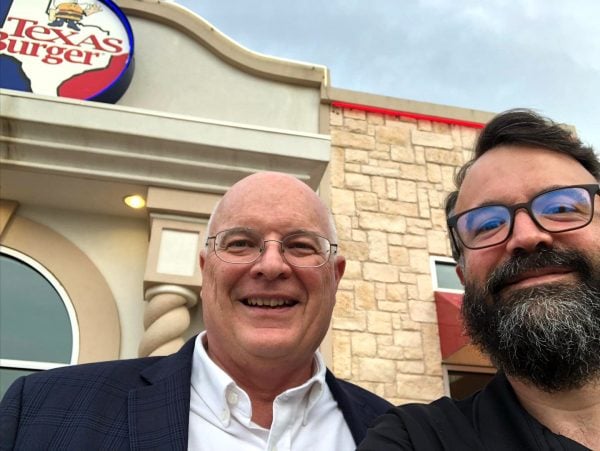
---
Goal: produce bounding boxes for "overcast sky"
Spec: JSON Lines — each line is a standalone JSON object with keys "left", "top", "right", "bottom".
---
{"left": 176, "top": 0, "right": 600, "bottom": 153}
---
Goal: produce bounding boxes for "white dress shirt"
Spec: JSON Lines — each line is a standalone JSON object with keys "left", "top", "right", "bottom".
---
{"left": 188, "top": 333, "right": 355, "bottom": 451}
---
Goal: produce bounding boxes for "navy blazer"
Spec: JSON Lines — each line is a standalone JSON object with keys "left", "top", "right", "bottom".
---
{"left": 1, "top": 337, "right": 391, "bottom": 450}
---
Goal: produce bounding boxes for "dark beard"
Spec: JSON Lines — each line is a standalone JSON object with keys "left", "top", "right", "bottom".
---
{"left": 462, "top": 248, "right": 600, "bottom": 392}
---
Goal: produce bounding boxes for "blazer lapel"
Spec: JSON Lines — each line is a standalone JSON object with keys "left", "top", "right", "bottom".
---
{"left": 128, "top": 338, "right": 196, "bottom": 451}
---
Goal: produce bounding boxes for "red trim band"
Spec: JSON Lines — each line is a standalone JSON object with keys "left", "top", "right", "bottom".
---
{"left": 331, "top": 101, "right": 485, "bottom": 129}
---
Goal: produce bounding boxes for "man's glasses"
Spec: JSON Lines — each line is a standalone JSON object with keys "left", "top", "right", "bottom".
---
{"left": 205, "top": 228, "right": 338, "bottom": 268}
{"left": 447, "top": 184, "right": 600, "bottom": 251}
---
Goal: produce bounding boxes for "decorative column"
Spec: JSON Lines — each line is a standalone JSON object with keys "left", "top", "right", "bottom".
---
{"left": 140, "top": 187, "right": 220, "bottom": 357}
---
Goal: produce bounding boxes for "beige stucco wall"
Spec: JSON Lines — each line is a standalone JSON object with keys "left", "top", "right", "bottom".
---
{"left": 118, "top": 12, "right": 323, "bottom": 134}
{"left": 17, "top": 206, "right": 148, "bottom": 358}
{"left": 328, "top": 103, "right": 481, "bottom": 404}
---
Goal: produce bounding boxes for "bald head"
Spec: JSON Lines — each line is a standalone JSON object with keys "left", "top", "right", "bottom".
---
{"left": 206, "top": 172, "right": 337, "bottom": 242}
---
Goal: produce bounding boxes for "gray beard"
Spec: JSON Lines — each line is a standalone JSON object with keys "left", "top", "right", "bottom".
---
{"left": 462, "top": 249, "right": 600, "bottom": 392}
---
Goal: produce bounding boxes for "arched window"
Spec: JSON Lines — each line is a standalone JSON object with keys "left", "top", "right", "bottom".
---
{"left": 0, "top": 247, "right": 79, "bottom": 395}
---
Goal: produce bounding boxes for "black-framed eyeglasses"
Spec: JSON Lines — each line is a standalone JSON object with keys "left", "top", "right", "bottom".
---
{"left": 205, "top": 227, "right": 338, "bottom": 268}
{"left": 447, "top": 184, "right": 600, "bottom": 252}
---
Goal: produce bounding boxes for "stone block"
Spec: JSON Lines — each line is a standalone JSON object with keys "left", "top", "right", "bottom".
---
{"left": 425, "top": 147, "right": 463, "bottom": 165}
{"left": 378, "top": 300, "right": 407, "bottom": 312}
{"left": 355, "top": 281, "right": 376, "bottom": 310}
{"left": 370, "top": 176, "right": 387, "bottom": 197}
{"left": 461, "top": 127, "right": 478, "bottom": 150}
{"left": 351, "top": 332, "right": 377, "bottom": 356}
{"left": 367, "top": 112, "right": 385, "bottom": 124}
{"left": 358, "top": 357, "right": 397, "bottom": 382}
{"left": 367, "top": 230, "right": 389, "bottom": 263}
{"left": 427, "top": 229, "right": 448, "bottom": 255}
{"left": 375, "top": 123, "right": 411, "bottom": 146}
{"left": 355, "top": 191, "right": 379, "bottom": 211}
{"left": 334, "top": 290, "right": 354, "bottom": 316}
{"left": 343, "top": 118, "right": 368, "bottom": 133}
{"left": 333, "top": 312, "right": 366, "bottom": 331}
{"left": 359, "top": 212, "right": 406, "bottom": 233}
{"left": 404, "top": 234, "right": 427, "bottom": 249}
{"left": 352, "top": 229, "right": 367, "bottom": 242}
{"left": 427, "top": 163, "right": 442, "bottom": 183}
{"left": 335, "top": 214, "right": 352, "bottom": 240}
{"left": 408, "top": 300, "right": 437, "bottom": 323}
{"left": 343, "top": 260, "right": 362, "bottom": 279}
{"left": 363, "top": 262, "right": 398, "bottom": 282}
{"left": 409, "top": 248, "right": 431, "bottom": 273}
{"left": 411, "top": 130, "right": 454, "bottom": 149}
{"left": 345, "top": 173, "right": 371, "bottom": 191}
{"left": 396, "top": 374, "right": 444, "bottom": 401}
{"left": 399, "top": 163, "right": 428, "bottom": 181}
{"left": 397, "top": 360, "right": 426, "bottom": 374}
{"left": 331, "top": 129, "right": 374, "bottom": 149}
{"left": 387, "top": 283, "right": 408, "bottom": 302}
{"left": 339, "top": 240, "right": 370, "bottom": 261}
{"left": 417, "top": 120, "right": 432, "bottom": 131}
{"left": 389, "top": 246, "right": 409, "bottom": 266}
{"left": 377, "top": 345, "right": 404, "bottom": 360}
{"left": 386, "top": 178, "right": 398, "bottom": 199}
{"left": 330, "top": 108, "right": 343, "bottom": 126}
{"left": 417, "top": 274, "right": 434, "bottom": 301}
{"left": 330, "top": 146, "right": 345, "bottom": 188}
{"left": 345, "top": 148, "right": 369, "bottom": 163}
{"left": 361, "top": 165, "right": 401, "bottom": 177}
{"left": 397, "top": 180, "right": 418, "bottom": 202}
{"left": 390, "top": 145, "right": 415, "bottom": 163}
{"left": 331, "top": 188, "right": 355, "bottom": 215}
{"left": 394, "top": 330, "right": 422, "bottom": 347}
{"left": 367, "top": 311, "right": 393, "bottom": 334}
{"left": 344, "top": 108, "right": 366, "bottom": 120}
{"left": 422, "top": 323, "right": 443, "bottom": 376}
{"left": 332, "top": 330, "right": 352, "bottom": 378}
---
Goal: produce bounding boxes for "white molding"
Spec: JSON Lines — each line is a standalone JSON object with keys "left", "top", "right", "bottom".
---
{"left": 0, "top": 359, "right": 66, "bottom": 371}
{"left": 429, "top": 255, "right": 464, "bottom": 294}
{"left": 0, "top": 90, "right": 331, "bottom": 192}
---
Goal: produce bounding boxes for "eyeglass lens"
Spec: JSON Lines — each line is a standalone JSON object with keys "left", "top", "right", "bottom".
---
{"left": 214, "top": 228, "right": 331, "bottom": 267}
{"left": 455, "top": 186, "right": 594, "bottom": 249}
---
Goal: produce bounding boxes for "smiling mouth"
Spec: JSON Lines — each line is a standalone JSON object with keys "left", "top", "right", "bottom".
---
{"left": 242, "top": 298, "right": 299, "bottom": 308}
{"left": 503, "top": 267, "right": 574, "bottom": 289}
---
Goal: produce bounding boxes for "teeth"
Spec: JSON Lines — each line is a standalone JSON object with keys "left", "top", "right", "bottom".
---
{"left": 245, "top": 298, "right": 295, "bottom": 307}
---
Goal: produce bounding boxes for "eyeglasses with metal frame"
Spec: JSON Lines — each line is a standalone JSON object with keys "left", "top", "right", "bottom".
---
{"left": 447, "top": 184, "right": 600, "bottom": 252}
{"left": 205, "top": 227, "right": 338, "bottom": 268}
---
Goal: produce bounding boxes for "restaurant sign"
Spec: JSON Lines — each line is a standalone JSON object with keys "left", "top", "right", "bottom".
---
{"left": 0, "top": 0, "right": 134, "bottom": 103}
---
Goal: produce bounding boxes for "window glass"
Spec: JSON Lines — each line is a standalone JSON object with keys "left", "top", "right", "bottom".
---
{"left": 0, "top": 254, "right": 72, "bottom": 363}
{"left": 434, "top": 261, "right": 463, "bottom": 291}
{"left": 0, "top": 368, "right": 34, "bottom": 395}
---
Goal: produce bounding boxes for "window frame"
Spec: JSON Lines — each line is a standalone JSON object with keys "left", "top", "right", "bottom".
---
{"left": 0, "top": 246, "right": 80, "bottom": 372}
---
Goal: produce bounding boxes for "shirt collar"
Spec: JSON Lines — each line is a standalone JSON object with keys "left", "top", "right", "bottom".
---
{"left": 190, "top": 332, "right": 327, "bottom": 427}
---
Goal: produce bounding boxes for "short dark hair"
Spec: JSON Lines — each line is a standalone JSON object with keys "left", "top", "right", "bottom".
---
{"left": 445, "top": 108, "right": 600, "bottom": 260}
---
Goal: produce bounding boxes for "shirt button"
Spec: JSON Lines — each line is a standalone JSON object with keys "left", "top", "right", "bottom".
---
{"left": 227, "top": 391, "right": 239, "bottom": 405}
{"left": 220, "top": 409, "right": 230, "bottom": 422}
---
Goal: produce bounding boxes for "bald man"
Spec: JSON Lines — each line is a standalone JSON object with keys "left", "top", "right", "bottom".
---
{"left": 1, "top": 172, "right": 391, "bottom": 450}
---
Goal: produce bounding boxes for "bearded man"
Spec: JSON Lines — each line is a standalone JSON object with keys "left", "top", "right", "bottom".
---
{"left": 359, "top": 109, "right": 600, "bottom": 451}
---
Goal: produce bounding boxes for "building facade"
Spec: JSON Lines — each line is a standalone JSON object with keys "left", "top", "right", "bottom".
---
{"left": 1, "top": 0, "right": 496, "bottom": 400}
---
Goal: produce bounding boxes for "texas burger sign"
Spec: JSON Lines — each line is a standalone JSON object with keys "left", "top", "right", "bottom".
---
{"left": 0, "top": 0, "right": 134, "bottom": 102}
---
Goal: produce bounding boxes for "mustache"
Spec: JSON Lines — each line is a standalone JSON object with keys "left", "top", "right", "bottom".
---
{"left": 485, "top": 247, "right": 592, "bottom": 296}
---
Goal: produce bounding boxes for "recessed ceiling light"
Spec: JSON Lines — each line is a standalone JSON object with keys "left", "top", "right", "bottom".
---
{"left": 123, "top": 195, "right": 146, "bottom": 209}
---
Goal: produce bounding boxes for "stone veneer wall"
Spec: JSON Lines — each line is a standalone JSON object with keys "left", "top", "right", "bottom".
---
{"left": 328, "top": 105, "right": 478, "bottom": 405}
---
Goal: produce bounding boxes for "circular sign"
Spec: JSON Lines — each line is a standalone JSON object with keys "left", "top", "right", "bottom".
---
{"left": 0, "top": 0, "right": 135, "bottom": 103}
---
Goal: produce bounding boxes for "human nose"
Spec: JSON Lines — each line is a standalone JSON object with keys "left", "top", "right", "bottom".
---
{"left": 249, "top": 240, "right": 292, "bottom": 280}
{"left": 504, "top": 208, "right": 554, "bottom": 255}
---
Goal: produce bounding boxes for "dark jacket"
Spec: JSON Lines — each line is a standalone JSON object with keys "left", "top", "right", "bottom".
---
{"left": 1, "top": 337, "right": 391, "bottom": 450}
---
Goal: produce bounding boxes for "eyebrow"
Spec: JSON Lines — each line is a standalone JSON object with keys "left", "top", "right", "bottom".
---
{"left": 467, "top": 184, "right": 569, "bottom": 210}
